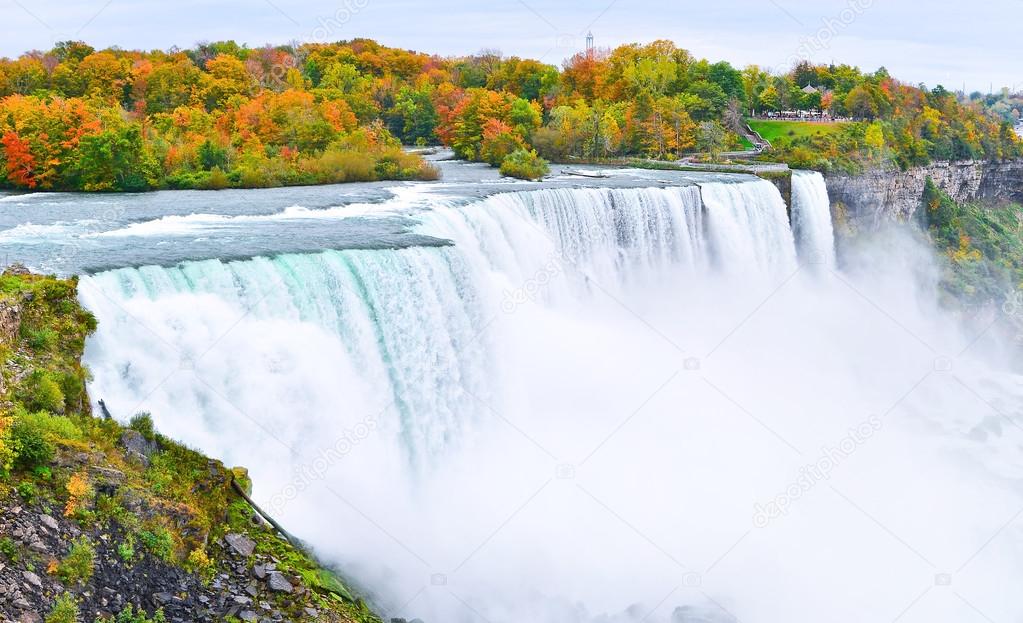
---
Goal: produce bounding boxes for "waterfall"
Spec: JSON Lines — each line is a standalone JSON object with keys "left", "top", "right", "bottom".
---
{"left": 790, "top": 171, "right": 837, "bottom": 267}
{"left": 79, "top": 176, "right": 1023, "bottom": 623}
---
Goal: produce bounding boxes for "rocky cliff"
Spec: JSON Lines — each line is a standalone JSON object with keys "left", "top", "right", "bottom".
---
{"left": 824, "top": 160, "right": 1023, "bottom": 230}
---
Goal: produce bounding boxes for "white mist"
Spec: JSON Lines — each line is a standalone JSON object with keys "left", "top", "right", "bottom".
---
{"left": 81, "top": 177, "right": 1023, "bottom": 623}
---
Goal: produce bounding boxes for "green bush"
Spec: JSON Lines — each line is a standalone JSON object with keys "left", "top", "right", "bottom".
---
{"left": 117, "top": 535, "right": 136, "bottom": 563}
{"left": 138, "top": 527, "right": 174, "bottom": 562}
{"left": 20, "top": 409, "right": 83, "bottom": 441}
{"left": 11, "top": 419, "right": 54, "bottom": 471}
{"left": 129, "top": 412, "right": 156, "bottom": 441}
{"left": 19, "top": 370, "right": 65, "bottom": 413}
{"left": 115, "top": 605, "right": 166, "bottom": 623}
{"left": 202, "top": 167, "right": 231, "bottom": 190}
{"left": 46, "top": 593, "right": 79, "bottom": 623}
{"left": 0, "top": 536, "right": 18, "bottom": 561}
{"left": 58, "top": 536, "right": 95, "bottom": 585}
{"left": 500, "top": 149, "right": 549, "bottom": 181}
{"left": 16, "top": 481, "right": 37, "bottom": 502}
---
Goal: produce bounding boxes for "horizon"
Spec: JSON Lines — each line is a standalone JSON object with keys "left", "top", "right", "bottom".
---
{"left": 2, "top": 0, "right": 1019, "bottom": 94}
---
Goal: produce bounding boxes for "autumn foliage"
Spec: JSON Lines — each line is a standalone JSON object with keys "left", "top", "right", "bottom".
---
{"left": 0, "top": 38, "right": 1019, "bottom": 190}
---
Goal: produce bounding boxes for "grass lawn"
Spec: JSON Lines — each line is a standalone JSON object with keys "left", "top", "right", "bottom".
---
{"left": 748, "top": 120, "right": 847, "bottom": 144}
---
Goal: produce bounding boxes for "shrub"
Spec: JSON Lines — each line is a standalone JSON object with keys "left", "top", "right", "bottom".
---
{"left": 480, "top": 124, "right": 525, "bottom": 166}
{"left": 117, "top": 536, "right": 135, "bottom": 563}
{"left": 64, "top": 471, "right": 93, "bottom": 517}
{"left": 16, "top": 481, "right": 37, "bottom": 502}
{"left": 57, "top": 536, "right": 95, "bottom": 584}
{"left": 321, "top": 150, "right": 377, "bottom": 182}
{"left": 138, "top": 526, "right": 174, "bottom": 562}
{"left": 0, "top": 536, "right": 18, "bottom": 561}
{"left": 115, "top": 605, "right": 166, "bottom": 623}
{"left": 186, "top": 547, "right": 214, "bottom": 581}
{"left": 129, "top": 412, "right": 156, "bottom": 441}
{"left": 11, "top": 419, "right": 54, "bottom": 471}
{"left": 203, "top": 167, "right": 230, "bottom": 190}
{"left": 19, "top": 370, "right": 65, "bottom": 413}
{"left": 500, "top": 149, "right": 549, "bottom": 181}
{"left": 20, "top": 409, "right": 83, "bottom": 441}
{"left": 47, "top": 593, "right": 79, "bottom": 623}
{"left": 0, "top": 413, "right": 14, "bottom": 475}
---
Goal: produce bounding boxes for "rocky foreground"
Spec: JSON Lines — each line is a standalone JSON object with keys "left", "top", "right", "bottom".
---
{"left": 0, "top": 268, "right": 379, "bottom": 623}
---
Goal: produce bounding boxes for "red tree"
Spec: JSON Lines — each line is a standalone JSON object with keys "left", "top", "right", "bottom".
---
{"left": 1, "top": 131, "right": 37, "bottom": 188}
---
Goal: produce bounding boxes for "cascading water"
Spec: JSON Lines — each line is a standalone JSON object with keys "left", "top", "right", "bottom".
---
{"left": 790, "top": 170, "right": 837, "bottom": 267}
{"left": 80, "top": 177, "right": 1023, "bottom": 623}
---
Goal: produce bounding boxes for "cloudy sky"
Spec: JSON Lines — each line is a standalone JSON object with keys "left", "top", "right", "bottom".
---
{"left": 2, "top": 0, "right": 1019, "bottom": 92}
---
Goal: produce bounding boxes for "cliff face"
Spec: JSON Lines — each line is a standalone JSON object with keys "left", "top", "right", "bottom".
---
{"left": 824, "top": 160, "right": 1023, "bottom": 230}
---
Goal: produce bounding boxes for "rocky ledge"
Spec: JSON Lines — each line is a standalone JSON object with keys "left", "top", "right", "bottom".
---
{"left": 824, "top": 160, "right": 1023, "bottom": 230}
{"left": 0, "top": 436, "right": 375, "bottom": 623}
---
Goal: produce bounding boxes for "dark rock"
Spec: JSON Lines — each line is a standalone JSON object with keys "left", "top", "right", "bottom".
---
{"left": 239, "top": 612, "right": 258, "bottom": 623}
{"left": 21, "top": 572, "right": 41, "bottom": 589}
{"left": 225, "top": 533, "right": 255, "bottom": 558}
{"left": 152, "top": 592, "right": 174, "bottom": 605}
{"left": 37, "top": 515, "right": 58, "bottom": 532}
{"left": 12, "top": 597, "right": 32, "bottom": 609}
{"left": 119, "top": 430, "right": 157, "bottom": 466}
{"left": 26, "top": 539, "right": 46, "bottom": 554}
{"left": 266, "top": 571, "right": 292, "bottom": 594}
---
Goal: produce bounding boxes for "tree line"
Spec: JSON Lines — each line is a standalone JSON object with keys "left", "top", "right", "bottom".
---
{"left": 0, "top": 39, "right": 1019, "bottom": 190}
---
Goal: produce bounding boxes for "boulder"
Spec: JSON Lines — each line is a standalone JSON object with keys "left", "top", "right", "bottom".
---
{"left": 21, "top": 571, "right": 41, "bottom": 589}
{"left": 38, "top": 514, "right": 59, "bottom": 532}
{"left": 119, "top": 430, "right": 158, "bottom": 465}
{"left": 224, "top": 533, "right": 256, "bottom": 558}
{"left": 266, "top": 571, "right": 292, "bottom": 594}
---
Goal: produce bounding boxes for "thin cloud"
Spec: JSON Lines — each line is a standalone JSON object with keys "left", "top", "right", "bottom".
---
{"left": 0, "top": 0, "right": 1016, "bottom": 91}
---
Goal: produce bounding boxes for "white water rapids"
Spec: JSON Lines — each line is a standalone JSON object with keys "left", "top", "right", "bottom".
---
{"left": 79, "top": 172, "right": 1023, "bottom": 623}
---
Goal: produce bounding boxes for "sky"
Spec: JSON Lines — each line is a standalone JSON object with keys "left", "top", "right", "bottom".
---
{"left": 1, "top": 0, "right": 1020, "bottom": 93}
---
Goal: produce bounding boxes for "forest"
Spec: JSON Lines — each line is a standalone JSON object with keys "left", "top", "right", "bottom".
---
{"left": 0, "top": 38, "right": 1019, "bottom": 191}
